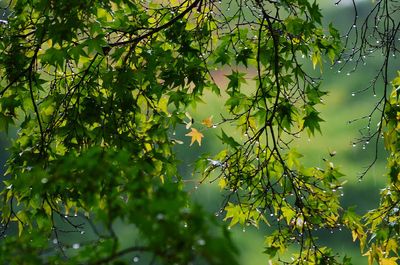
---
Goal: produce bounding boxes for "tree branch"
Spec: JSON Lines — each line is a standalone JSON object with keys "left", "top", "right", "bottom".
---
{"left": 109, "top": 0, "right": 201, "bottom": 47}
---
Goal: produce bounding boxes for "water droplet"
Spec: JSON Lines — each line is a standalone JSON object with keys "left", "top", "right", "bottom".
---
{"left": 183, "top": 223, "right": 188, "bottom": 228}
{"left": 156, "top": 213, "right": 165, "bottom": 220}
{"left": 80, "top": 231, "right": 85, "bottom": 235}
{"left": 351, "top": 93, "right": 355, "bottom": 96}
{"left": 41, "top": 178, "right": 48, "bottom": 184}
{"left": 352, "top": 143, "right": 356, "bottom": 147}
{"left": 53, "top": 238, "right": 58, "bottom": 244}
{"left": 133, "top": 256, "right": 140, "bottom": 263}
{"left": 72, "top": 243, "right": 80, "bottom": 249}
{"left": 242, "top": 228, "right": 246, "bottom": 232}
{"left": 197, "top": 239, "right": 206, "bottom": 246}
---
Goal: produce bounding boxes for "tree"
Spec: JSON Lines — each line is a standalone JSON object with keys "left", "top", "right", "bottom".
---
{"left": 0, "top": 0, "right": 398, "bottom": 264}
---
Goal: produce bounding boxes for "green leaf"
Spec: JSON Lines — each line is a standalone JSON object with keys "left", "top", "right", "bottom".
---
{"left": 303, "top": 106, "right": 324, "bottom": 135}
{"left": 286, "top": 149, "right": 303, "bottom": 169}
{"left": 226, "top": 71, "right": 246, "bottom": 93}
{"left": 39, "top": 47, "right": 67, "bottom": 68}
{"left": 219, "top": 130, "right": 241, "bottom": 149}
{"left": 235, "top": 47, "right": 253, "bottom": 67}
{"left": 0, "top": 113, "right": 13, "bottom": 133}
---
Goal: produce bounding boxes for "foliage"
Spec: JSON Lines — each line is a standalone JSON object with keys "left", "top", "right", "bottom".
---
{"left": 0, "top": 0, "right": 398, "bottom": 264}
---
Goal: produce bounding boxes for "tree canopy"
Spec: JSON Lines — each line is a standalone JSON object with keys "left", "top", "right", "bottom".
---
{"left": 0, "top": 0, "right": 399, "bottom": 264}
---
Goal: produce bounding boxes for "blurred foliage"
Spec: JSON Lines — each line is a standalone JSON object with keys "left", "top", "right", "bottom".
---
{"left": 0, "top": 0, "right": 399, "bottom": 265}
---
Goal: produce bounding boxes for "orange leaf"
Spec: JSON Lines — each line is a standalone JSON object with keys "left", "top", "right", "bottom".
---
{"left": 185, "top": 128, "right": 204, "bottom": 146}
{"left": 202, "top": 115, "right": 213, "bottom": 128}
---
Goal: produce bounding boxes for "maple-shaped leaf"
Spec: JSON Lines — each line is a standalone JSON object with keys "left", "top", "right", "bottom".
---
{"left": 185, "top": 128, "right": 204, "bottom": 146}
{"left": 201, "top": 115, "right": 213, "bottom": 128}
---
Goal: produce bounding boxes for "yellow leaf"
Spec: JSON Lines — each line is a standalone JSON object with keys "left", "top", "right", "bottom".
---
{"left": 157, "top": 97, "right": 169, "bottom": 114}
{"left": 352, "top": 230, "right": 358, "bottom": 242}
{"left": 312, "top": 51, "right": 322, "bottom": 70}
{"left": 380, "top": 258, "right": 398, "bottom": 265}
{"left": 202, "top": 115, "right": 213, "bottom": 128}
{"left": 292, "top": 37, "right": 301, "bottom": 44}
{"left": 248, "top": 116, "right": 257, "bottom": 130}
{"left": 185, "top": 128, "right": 204, "bottom": 146}
{"left": 218, "top": 178, "right": 227, "bottom": 190}
{"left": 363, "top": 250, "right": 374, "bottom": 265}
{"left": 385, "top": 238, "right": 398, "bottom": 254}
{"left": 18, "top": 221, "right": 23, "bottom": 237}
